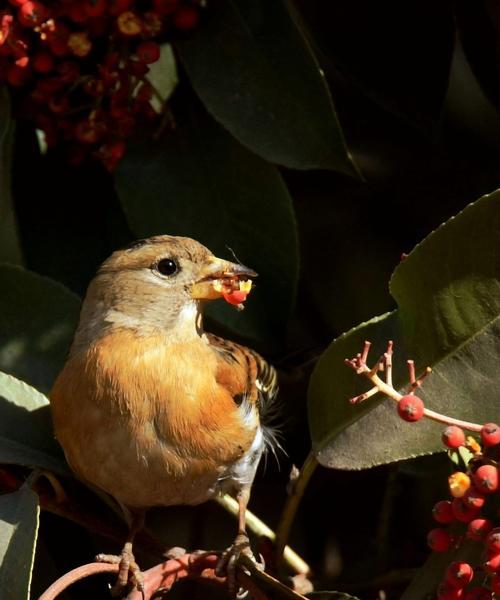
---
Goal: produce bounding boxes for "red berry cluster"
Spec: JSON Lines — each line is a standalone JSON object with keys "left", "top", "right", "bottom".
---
{"left": 426, "top": 422, "right": 500, "bottom": 599}
{"left": 0, "top": 0, "right": 202, "bottom": 170}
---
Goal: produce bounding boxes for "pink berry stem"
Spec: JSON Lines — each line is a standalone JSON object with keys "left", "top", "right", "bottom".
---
{"left": 345, "top": 342, "right": 483, "bottom": 433}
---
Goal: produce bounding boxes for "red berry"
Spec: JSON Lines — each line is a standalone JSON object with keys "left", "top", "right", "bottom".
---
{"left": 464, "top": 588, "right": 491, "bottom": 600}
{"left": 473, "top": 464, "right": 498, "bottom": 494}
{"left": 467, "top": 518, "right": 492, "bottom": 541}
{"left": 463, "top": 487, "right": 485, "bottom": 509}
{"left": 153, "top": 0, "right": 178, "bottom": 15}
{"left": 492, "top": 575, "right": 500, "bottom": 595}
{"left": 6, "top": 63, "right": 31, "bottom": 86}
{"left": 433, "top": 500, "right": 455, "bottom": 524}
{"left": 136, "top": 41, "right": 161, "bottom": 64}
{"left": 445, "top": 562, "right": 473, "bottom": 588}
{"left": 18, "top": 1, "right": 49, "bottom": 28}
{"left": 9, "top": 0, "right": 29, "bottom": 6}
{"left": 397, "top": 394, "right": 424, "bottom": 422}
{"left": 451, "top": 498, "right": 479, "bottom": 523}
{"left": 442, "top": 426, "right": 466, "bottom": 449}
{"left": 487, "top": 528, "right": 500, "bottom": 553}
{"left": 142, "top": 11, "right": 163, "bottom": 36}
{"left": 32, "top": 51, "right": 54, "bottom": 73}
{"left": 108, "top": 0, "right": 133, "bottom": 16}
{"left": 481, "top": 423, "right": 500, "bottom": 447}
{"left": 74, "top": 119, "right": 106, "bottom": 144}
{"left": 127, "top": 58, "right": 149, "bottom": 77}
{"left": 48, "top": 95, "right": 69, "bottom": 114}
{"left": 57, "top": 60, "right": 80, "bottom": 83}
{"left": 223, "top": 290, "right": 248, "bottom": 306}
{"left": 135, "top": 81, "right": 153, "bottom": 103}
{"left": 427, "top": 528, "right": 453, "bottom": 552}
{"left": 438, "top": 580, "right": 464, "bottom": 600}
{"left": 84, "top": 0, "right": 106, "bottom": 17}
{"left": 172, "top": 6, "right": 199, "bottom": 31}
{"left": 484, "top": 552, "right": 500, "bottom": 574}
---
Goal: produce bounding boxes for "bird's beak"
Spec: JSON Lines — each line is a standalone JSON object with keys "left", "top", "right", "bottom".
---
{"left": 190, "top": 257, "right": 257, "bottom": 302}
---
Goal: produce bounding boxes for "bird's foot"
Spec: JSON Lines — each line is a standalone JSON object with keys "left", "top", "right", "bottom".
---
{"left": 216, "top": 533, "right": 264, "bottom": 598}
{"left": 96, "top": 542, "right": 144, "bottom": 598}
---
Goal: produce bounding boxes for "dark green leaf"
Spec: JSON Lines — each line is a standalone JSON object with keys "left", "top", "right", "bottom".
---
{"left": 116, "top": 103, "right": 298, "bottom": 351}
{"left": 0, "top": 371, "right": 68, "bottom": 474}
{"left": 176, "top": 0, "right": 356, "bottom": 175}
{"left": 308, "top": 190, "right": 500, "bottom": 469}
{"left": 296, "top": 0, "right": 454, "bottom": 133}
{"left": 0, "top": 265, "right": 80, "bottom": 393}
{"left": 0, "top": 87, "right": 23, "bottom": 265}
{"left": 0, "top": 486, "right": 40, "bottom": 600}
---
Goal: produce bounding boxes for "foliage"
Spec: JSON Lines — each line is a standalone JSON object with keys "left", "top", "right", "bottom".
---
{"left": 1, "top": 0, "right": 500, "bottom": 599}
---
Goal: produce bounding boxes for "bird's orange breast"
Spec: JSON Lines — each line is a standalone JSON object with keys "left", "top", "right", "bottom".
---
{"left": 50, "top": 329, "right": 256, "bottom": 507}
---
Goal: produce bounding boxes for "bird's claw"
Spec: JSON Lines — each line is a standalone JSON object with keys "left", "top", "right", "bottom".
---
{"left": 96, "top": 544, "right": 144, "bottom": 598}
{"left": 216, "top": 533, "right": 261, "bottom": 597}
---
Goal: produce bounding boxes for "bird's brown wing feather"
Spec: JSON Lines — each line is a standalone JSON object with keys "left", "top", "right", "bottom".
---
{"left": 206, "top": 333, "right": 279, "bottom": 429}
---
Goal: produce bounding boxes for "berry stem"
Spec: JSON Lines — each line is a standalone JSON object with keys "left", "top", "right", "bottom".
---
{"left": 346, "top": 341, "right": 483, "bottom": 433}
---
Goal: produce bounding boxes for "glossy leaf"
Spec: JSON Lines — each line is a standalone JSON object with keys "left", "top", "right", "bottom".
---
{"left": 296, "top": 0, "right": 454, "bottom": 132}
{"left": 116, "top": 103, "right": 298, "bottom": 351}
{"left": 0, "top": 486, "right": 40, "bottom": 600}
{"left": 308, "top": 189, "right": 500, "bottom": 469}
{"left": 176, "top": 0, "right": 356, "bottom": 175}
{"left": 0, "top": 87, "right": 23, "bottom": 265}
{"left": 0, "top": 371, "right": 67, "bottom": 474}
{"left": 0, "top": 265, "right": 80, "bottom": 393}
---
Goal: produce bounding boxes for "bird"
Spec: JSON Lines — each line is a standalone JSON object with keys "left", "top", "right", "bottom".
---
{"left": 50, "top": 234, "right": 279, "bottom": 595}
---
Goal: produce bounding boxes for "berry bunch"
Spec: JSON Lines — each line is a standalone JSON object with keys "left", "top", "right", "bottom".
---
{"left": 345, "top": 341, "right": 500, "bottom": 599}
{"left": 0, "top": 0, "right": 202, "bottom": 170}
{"left": 428, "top": 423, "right": 500, "bottom": 599}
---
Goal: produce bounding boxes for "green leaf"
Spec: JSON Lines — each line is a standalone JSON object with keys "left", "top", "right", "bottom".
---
{"left": 116, "top": 102, "right": 298, "bottom": 351}
{"left": 0, "top": 486, "right": 40, "bottom": 600}
{"left": 175, "top": 0, "right": 356, "bottom": 175}
{"left": 145, "top": 44, "right": 178, "bottom": 113}
{"left": 0, "top": 371, "right": 68, "bottom": 474}
{"left": 0, "top": 265, "right": 81, "bottom": 393}
{"left": 0, "top": 87, "right": 23, "bottom": 265}
{"left": 308, "top": 189, "right": 500, "bottom": 469}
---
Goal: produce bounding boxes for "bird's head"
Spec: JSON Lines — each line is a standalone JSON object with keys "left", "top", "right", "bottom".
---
{"left": 75, "top": 235, "right": 257, "bottom": 344}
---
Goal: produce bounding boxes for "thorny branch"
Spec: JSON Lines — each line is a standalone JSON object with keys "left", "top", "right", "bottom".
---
{"left": 345, "top": 340, "right": 483, "bottom": 432}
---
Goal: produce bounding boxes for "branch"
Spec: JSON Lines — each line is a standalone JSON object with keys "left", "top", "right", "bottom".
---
{"left": 275, "top": 452, "right": 317, "bottom": 574}
{"left": 37, "top": 551, "right": 310, "bottom": 600}
{"left": 345, "top": 340, "right": 483, "bottom": 432}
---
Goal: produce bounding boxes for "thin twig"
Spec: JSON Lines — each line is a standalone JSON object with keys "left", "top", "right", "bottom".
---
{"left": 346, "top": 341, "right": 483, "bottom": 432}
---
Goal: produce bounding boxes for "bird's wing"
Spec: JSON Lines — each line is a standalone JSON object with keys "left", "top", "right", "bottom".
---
{"left": 206, "top": 333, "right": 279, "bottom": 449}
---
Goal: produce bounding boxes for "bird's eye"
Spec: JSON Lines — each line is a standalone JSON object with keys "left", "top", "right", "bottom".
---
{"left": 156, "top": 258, "right": 179, "bottom": 277}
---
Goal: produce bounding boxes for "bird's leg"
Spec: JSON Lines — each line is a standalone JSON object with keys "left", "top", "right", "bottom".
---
{"left": 96, "top": 509, "right": 145, "bottom": 597}
{"left": 216, "top": 488, "right": 262, "bottom": 596}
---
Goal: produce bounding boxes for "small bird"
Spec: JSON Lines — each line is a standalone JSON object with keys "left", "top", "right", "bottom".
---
{"left": 50, "top": 235, "right": 278, "bottom": 594}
